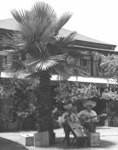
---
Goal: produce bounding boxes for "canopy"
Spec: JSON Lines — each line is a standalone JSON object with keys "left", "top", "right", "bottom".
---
{"left": 1, "top": 72, "right": 117, "bottom": 85}
{"left": 51, "top": 75, "right": 117, "bottom": 85}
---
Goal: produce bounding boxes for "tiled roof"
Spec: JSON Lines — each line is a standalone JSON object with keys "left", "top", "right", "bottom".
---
{"left": 0, "top": 18, "right": 17, "bottom": 30}
{"left": 0, "top": 18, "right": 113, "bottom": 45}
{"left": 59, "top": 28, "right": 108, "bottom": 44}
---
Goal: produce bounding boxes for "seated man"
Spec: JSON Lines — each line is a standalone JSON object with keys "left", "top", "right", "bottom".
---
{"left": 58, "top": 103, "right": 81, "bottom": 145}
{"left": 78, "top": 100, "right": 99, "bottom": 133}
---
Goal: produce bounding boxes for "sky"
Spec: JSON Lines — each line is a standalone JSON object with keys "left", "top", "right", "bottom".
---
{"left": 0, "top": 0, "right": 118, "bottom": 48}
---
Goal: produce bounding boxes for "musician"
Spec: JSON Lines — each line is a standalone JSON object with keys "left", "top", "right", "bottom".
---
{"left": 58, "top": 103, "right": 80, "bottom": 145}
{"left": 78, "top": 100, "right": 98, "bottom": 133}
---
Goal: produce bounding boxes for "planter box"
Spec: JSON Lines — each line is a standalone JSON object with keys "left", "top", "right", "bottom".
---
{"left": 20, "top": 133, "right": 34, "bottom": 146}
{"left": 34, "top": 131, "right": 49, "bottom": 147}
{"left": 89, "top": 132, "right": 100, "bottom": 147}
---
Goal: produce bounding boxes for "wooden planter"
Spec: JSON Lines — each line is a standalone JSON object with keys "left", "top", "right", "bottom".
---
{"left": 34, "top": 131, "right": 49, "bottom": 147}
{"left": 89, "top": 132, "right": 100, "bottom": 147}
{"left": 20, "top": 134, "right": 34, "bottom": 146}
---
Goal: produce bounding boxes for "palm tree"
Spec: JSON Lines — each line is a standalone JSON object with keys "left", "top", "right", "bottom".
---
{"left": 0, "top": 1, "right": 88, "bottom": 144}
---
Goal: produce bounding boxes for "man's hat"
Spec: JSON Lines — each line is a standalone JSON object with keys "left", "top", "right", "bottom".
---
{"left": 83, "top": 100, "right": 96, "bottom": 108}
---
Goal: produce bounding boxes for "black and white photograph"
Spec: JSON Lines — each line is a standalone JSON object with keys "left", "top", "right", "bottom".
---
{"left": 0, "top": 0, "right": 118, "bottom": 149}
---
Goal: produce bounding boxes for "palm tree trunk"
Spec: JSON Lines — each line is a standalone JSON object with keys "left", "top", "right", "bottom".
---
{"left": 37, "top": 70, "right": 55, "bottom": 145}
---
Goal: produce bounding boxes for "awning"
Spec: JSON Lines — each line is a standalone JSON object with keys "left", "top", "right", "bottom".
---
{"left": 1, "top": 72, "right": 117, "bottom": 85}
{"left": 51, "top": 75, "right": 117, "bottom": 85}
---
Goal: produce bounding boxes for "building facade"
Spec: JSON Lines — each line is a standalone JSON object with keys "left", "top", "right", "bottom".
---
{"left": 0, "top": 18, "right": 117, "bottom": 84}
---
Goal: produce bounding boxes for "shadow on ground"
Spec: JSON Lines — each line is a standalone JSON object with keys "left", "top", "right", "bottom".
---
{"left": 52, "top": 137, "right": 89, "bottom": 149}
{"left": 50, "top": 137, "right": 117, "bottom": 149}
{"left": 100, "top": 139, "right": 117, "bottom": 148}
{"left": 0, "top": 137, "right": 28, "bottom": 150}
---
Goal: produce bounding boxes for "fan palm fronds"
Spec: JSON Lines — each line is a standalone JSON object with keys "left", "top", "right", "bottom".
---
{"left": 25, "top": 54, "right": 66, "bottom": 71}
{"left": 0, "top": 1, "right": 88, "bottom": 78}
{"left": 53, "top": 12, "right": 72, "bottom": 35}
{"left": 55, "top": 31, "right": 77, "bottom": 47}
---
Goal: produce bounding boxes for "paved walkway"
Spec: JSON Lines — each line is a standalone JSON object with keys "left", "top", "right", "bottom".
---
{"left": 0, "top": 126, "right": 118, "bottom": 150}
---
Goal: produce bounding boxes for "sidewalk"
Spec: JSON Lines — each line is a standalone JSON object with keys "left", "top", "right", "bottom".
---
{"left": 0, "top": 126, "right": 118, "bottom": 150}
{"left": 54, "top": 126, "right": 118, "bottom": 150}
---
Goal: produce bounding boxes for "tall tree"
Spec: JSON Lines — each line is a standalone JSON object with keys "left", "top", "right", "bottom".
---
{"left": 0, "top": 1, "right": 88, "bottom": 144}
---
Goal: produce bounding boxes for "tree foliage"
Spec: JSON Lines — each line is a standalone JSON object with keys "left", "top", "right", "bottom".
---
{"left": 101, "top": 88, "right": 118, "bottom": 101}
{"left": 55, "top": 82, "right": 100, "bottom": 105}
{"left": 0, "top": 78, "right": 39, "bottom": 123}
{"left": 98, "top": 54, "right": 118, "bottom": 79}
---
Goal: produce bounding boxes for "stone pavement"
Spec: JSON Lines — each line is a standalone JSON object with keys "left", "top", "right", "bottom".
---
{"left": 0, "top": 126, "right": 118, "bottom": 150}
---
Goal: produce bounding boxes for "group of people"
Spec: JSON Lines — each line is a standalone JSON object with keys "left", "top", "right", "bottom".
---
{"left": 58, "top": 100, "right": 99, "bottom": 145}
